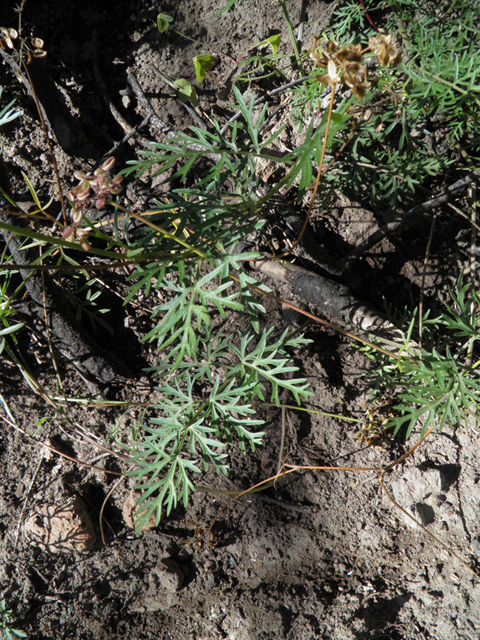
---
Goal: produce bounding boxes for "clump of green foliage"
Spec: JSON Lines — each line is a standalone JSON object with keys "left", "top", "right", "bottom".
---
{"left": 0, "top": 597, "right": 27, "bottom": 640}
{"left": 120, "top": 85, "right": 323, "bottom": 529}
{"left": 291, "top": 0, "right": 480, "bottom": 208}
{"left": 361, "top": 276, "right": 480, "bottom": 438}
{"left": 0, "top": 89, "right": 23, "bottom": 355}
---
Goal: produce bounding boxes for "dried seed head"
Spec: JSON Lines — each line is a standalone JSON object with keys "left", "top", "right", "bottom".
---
{"left": 95, "top": 197, "right": 106, "bottom": 209}
{"left": 309, "top": 38, "right": 371, "bottom": 96}
{"left": 369, "top": 33, "right": 402, "bottom": 67}
{"left": 336, "top": 44, "right": 363, "bottom": 65}
{"left": 73, "top": 170, "right": 89, "bottom": 181}
{"left": 0, "top": 27, "right": 18, "bottom": 50}
{"left": 76, "top": 229, "right": 91, "bottom": 251}
{"left": 351, "top": 82, "right": 370, "bottom": 99}
{"left": 327, "top": 59, "right": 341, "bottom": 84}
{"left": 76, "top": 188, "right": 91, "bottom": 202}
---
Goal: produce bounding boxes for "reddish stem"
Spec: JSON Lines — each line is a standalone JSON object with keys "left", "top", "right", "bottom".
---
{"left": 359, "top": 0, "right": 380, "bottom": 33}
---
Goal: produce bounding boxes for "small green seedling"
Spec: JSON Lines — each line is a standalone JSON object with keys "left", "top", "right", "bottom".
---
{"left": 0, "top": 597, "right": 27, "bottom": 640}
{"left": 256, "top": 34, "right": 281, "bottom": 55}
{"left": 157, "top": 12, "right": 173, "bottom": 33}
{"left": 157, "top": 11, "right": 281, "bottom": 86}
{"left": 173, "top": 78, "right": 199, "bottom": 106}
{"left": 192, "top": 53, "right": 218, "bottom": 83}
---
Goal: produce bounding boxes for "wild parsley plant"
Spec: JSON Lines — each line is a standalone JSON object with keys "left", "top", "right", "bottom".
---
{"left": 120, "top": 86, "right": 318, "bottom": 530}
{"left": 361, "top": 276, "right": 480, "bottom": 439}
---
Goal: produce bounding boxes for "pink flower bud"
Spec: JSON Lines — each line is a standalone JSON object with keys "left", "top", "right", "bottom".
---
{"left": 76, "top": 228, "right": 91, "bottom": 251}
{"left": 102, "top": 157, "right": 116, "bottom": 171}
{"left": 76, "top": 188, "right": 91, "bottom": 202}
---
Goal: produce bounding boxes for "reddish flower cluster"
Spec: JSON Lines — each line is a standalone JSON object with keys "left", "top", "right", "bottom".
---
{"left": 63, "top": 157, "right": 124, "bottom": 250}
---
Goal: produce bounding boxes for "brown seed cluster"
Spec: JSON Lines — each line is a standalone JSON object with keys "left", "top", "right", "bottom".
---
{"left": 368, "top": 33, "right": 402, "bottom": 68}
{"left": 309, "top": 33, "right": 402, "bottom": 99}
{"left": 0, "top": 26, "right": 46, "bottom": 63}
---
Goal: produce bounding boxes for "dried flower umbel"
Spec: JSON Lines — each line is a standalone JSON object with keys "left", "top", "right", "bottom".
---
{"left": 309, "top": 33, "right": 402, "bottom": 98}
{"left": 63, "top": 157, "right": 124, "bottom": 250}
{"left": 368, "top": 33, "right": 402, "bottom": 68}
{"left": 0, "top": 26, "right": 46, "bottom": 63}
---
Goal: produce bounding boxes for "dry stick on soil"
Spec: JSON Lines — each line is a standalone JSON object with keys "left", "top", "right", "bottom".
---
{"left": 149, "top": 64, "right": 208, "bottom": 130}
{"left": 91, "top": 32, "right": 156, "bottom": 149}
{"left": 249, "top": 259, "right": 418, "bottom": 355}
{"left": 99, "top": 114, "right": 152, "bottom": 165}
{"left": 230, "top": 272, "right": 400, "bottom": 358}
{"left": 338, "top": 170, "right": 480, "bottom": 272}
{"left": 126, "top": 72, "right": 174, "bottom": 135}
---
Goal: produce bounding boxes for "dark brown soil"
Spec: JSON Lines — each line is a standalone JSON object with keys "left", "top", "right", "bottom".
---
{"left": 1, "top": 1, "right": 480, "bottom": 639}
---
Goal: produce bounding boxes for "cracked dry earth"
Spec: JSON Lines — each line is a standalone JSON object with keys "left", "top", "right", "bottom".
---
{"left": 1, "top": 0, "right": 480, "bottom": 639}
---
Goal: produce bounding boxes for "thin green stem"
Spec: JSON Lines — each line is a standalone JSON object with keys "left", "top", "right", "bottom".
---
{"left": 278, "top": 0, "right": 305, "bottom": 76}
{"left": 112, "top": 203, "right": 210, "bottom": 259}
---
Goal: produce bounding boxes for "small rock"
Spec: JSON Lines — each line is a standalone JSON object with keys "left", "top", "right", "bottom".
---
{"left": 155, "top": 558, "right": 184, "bottom": 592}
{"left": 415, "top": 502, "right": 435, "bottom": 525}
{"left": 123, "top": 490, "right": 157, "bottom": 530}
{"left": 24, "top": 495, "right": 96, "bottom": 553}
{"left": 470, "top": 538, "right": 480, "bottom": 553}
{"left": 15, "top": 483, "right": 25, "bottom": 499}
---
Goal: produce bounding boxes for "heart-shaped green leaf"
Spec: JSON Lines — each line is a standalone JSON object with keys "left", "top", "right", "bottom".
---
{"left": 193, "top": 54, "right": 217, "bottom": 83}
{"left": 157, "top": 12, "right": 173, "bottom": 33}
{"left": 255, "top": 34, "right": 281, "bottom": 55}
{"left": 174, "top": 78, "right": 199, "bottom": 106}
{"left": 266, "top": 34, "right": 281, "bottom": 54}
